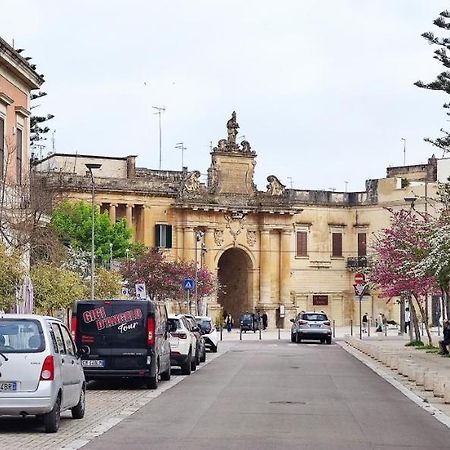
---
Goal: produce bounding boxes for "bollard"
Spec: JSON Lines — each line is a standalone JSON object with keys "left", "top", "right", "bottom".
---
{"left": 384, "top": 323, "right": 387, "bottom": 336}
{"left": 240, "top": 328, "right": 242, "bottom": 341}
{"left": 220, "top": 326, "right": 223, "bottom": 341}
{"left": 350, "top": 320, "right": 353, "bottom": 336}
{"left": 368, "top": 319, "right": 371, "bottom": 337}
{"left": 332, "top": 320, "right": 335, "bottom": 338}
{"left": 438, "top": 322, "right": 441, "bottom": 337}
{"left": 259, "top": 326, "right": 262, "bottom": 340}
{"left": 421, "top": 321, "right": 424, "bottom": 336}
{"left": 278, "top": 328, "right": 280, "bottom": 340}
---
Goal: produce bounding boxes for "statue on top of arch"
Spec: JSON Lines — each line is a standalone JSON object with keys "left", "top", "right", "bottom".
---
{"left": 212, "top": 112, "right": 254, "bottom": 154}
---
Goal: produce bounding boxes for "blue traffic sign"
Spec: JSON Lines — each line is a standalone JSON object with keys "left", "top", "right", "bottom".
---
{"left": 183, "top": 278, "right": 195, "bottom": 291}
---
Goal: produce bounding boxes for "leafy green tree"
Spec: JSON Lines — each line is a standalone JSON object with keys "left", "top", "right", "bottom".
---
{"left": 415, "top": 10, "right": 450, "bottom": 151}
{"left": 95, "top": 268, "right": 122, "bottom": 299}
{"left": 51, "top": 200, "right": 133, "bottom": 264}
{"left": 31, "top": 263, "right": 87, "bottom": 315}
{"left": 0, "top": 244, "right": 25, "bottom": 311}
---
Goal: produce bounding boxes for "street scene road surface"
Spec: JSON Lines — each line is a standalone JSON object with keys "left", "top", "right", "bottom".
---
{"left": 82, "top": 339, "right": 450, "bottom": 450}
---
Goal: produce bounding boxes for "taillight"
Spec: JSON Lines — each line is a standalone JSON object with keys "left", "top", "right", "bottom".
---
{"left": 147, "top": 317, "right": 155, "bottom": 345}
{"left": 324, "top": 321, "right": 331, "bottom": 326}
{"left": 299, "top": 320, "right": 308, "bottom": 325}
{"left": 71, "top": 316, "right": 77, "bottom": 341}
{"left": 171, "top": 332, "right": 187, "bottom": 339}
{"left": 40, "top": 355, "right": 55, "bottom": 381}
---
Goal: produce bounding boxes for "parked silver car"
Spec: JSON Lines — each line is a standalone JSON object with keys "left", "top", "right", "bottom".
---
{"left": 290, "top": 311, "right": 332, "bottom": 344}
{"left": 0, "top": 314, "right": 86, "bottom": 433}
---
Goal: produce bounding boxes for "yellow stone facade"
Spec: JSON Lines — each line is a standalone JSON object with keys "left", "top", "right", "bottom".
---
{"left": 34, "top": 114, "right": 440, "bottom": 328}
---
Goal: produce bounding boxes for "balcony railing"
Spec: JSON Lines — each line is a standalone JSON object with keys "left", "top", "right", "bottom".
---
{"left": 346, "top": 256, "right": 367, "bottom": 269}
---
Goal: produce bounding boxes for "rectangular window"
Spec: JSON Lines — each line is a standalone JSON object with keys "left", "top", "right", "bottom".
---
{"left": 0, "top": 117, "right": 4, "bottom": 178}
{"left": 332, "top": 232, "right": 342, "bottom": 257}
{"left": 296, "top": 231, "right": 308, "bottom": 257}
{"left": 358, "top": 233, "right": 367, "bottom": 257}
{"left": 16, "top": 127, "right": 23, "bottom": 184}
{"left": 155, "top": 224, "right": 172, "bottom": 248}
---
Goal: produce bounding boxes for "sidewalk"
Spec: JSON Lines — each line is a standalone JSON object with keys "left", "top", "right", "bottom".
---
{"left": 341, "top": 333, "right": 450, "bottom": 428}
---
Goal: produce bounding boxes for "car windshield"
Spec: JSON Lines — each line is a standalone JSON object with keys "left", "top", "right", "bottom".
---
{"left": 196, "top": 319, "right": 212, "bottom": 333}
{"left": 0, "top": 319, "right": 45, "bottom": 353}
{"left": 302, "top": 314, "right": 328, "bottom": 322}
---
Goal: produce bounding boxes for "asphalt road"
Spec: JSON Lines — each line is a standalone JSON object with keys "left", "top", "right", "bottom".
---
{"left": 84, "top": 340, "right": 450, "bottom": 450}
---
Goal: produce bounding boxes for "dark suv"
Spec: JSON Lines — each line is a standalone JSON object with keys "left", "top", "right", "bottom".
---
{"left": 290, "top": 311, "right": 332, "bottom": 344}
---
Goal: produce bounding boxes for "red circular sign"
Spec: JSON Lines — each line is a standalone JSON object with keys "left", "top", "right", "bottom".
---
{"left": 354, "top": 273, "right": 365, "bottom": 284}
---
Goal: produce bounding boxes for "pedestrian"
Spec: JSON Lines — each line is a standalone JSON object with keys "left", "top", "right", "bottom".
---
{"left": 362, "top": 313, "right": 368, "bottom": 333}
{"left": 439, "top": 320, "right": 450, "bottom": 355}
{"left": 226, "top": 313, "right": 233, "bottom": 332}
{"left": 262, "top": 312, "right": 268, "bottom": 330}
{"left": 254, "top": 310, "right": 261, "bottom": 331}
{"left": 404, "top": 307, "right": 411, "bottom": 334}
{"left": 376, "top": 312, "right": 383, "bottom": 333}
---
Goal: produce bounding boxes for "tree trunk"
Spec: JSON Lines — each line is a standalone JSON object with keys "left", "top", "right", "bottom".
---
{"left": 409, "top": 300, "right": 421, "bottom": 342}
{"left": 413, "top": 294, "right": 432, "bottom": 346}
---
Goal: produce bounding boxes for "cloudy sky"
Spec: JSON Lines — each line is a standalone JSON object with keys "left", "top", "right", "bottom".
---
{"left": 3, "top": 0, "right": 449, "bottom": 191}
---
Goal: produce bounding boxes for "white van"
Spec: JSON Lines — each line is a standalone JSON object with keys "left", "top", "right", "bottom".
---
{"left": 0, "top": 314, "right": 86, "bottom": 433}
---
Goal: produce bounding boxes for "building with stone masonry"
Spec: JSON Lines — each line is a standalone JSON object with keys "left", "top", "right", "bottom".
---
{"left": 34, "top": 112, "right": 444, "bottom": 327}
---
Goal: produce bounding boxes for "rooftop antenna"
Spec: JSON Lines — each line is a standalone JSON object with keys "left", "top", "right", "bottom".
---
{"left": 175, "top": 142, "right": 187, "bottom": 170}
{"left": 401, "top": 138, "right": 406, "bottom": 165}
{"left": 152, "top": 106, "right": 166, "bottom": 170}
{"left": 209, "top": 141, "right": 213, "bottom": 151}
{"left": 51, "top": 130, "right": 56, "bottom": 152}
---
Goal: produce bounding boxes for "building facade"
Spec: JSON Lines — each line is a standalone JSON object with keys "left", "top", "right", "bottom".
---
{"left": 34, "top": 113, "right": 439, "bottom": 327}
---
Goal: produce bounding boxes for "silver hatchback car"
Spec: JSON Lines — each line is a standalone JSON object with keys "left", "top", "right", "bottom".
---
{"left": 0, "top": 314, "right": 86, "bottom": 433}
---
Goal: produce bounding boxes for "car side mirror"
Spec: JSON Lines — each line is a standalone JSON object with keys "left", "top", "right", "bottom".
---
{"left": 290, "top": 318, "right": 295, "bottom": 323}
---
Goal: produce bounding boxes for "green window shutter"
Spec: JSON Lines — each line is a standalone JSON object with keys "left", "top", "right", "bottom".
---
{"left": 166, "top": 225, "right": 172, "bottom": 249}
{"left": 155, "top": 225, "right": 161, "bottom": 247}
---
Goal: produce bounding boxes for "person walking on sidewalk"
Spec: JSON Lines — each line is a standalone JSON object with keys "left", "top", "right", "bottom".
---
{"left": 362, "top": 313, "right": 368, "bottom": 333}
{"left": 376, "top": 312, "right": 384, "bottom": 333}
{"left": 439, "top": 320, "right": 450, "bottom": 355}
{"left": 262, "top": 312, "right": 268, "bottom": 330}
{"left": 404, "top": 307, "right": 411, "bottom": 334}
{"left": 226, "top": 314, "right": 234, "bottom": 332}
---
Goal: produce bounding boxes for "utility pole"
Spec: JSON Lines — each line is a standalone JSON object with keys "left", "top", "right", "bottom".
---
{"left": 175, "top": 142, "right": 187, "bottom": 169}
{"left": 401, "top": 138, "right": 406, "bottom": 166}
{"left": 153, "top": 106, "right": 166, "bottom": 170}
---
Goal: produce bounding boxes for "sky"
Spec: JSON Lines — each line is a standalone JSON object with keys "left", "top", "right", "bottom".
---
{"left": 2, "top": 0, "right": 450, "bottom": 192}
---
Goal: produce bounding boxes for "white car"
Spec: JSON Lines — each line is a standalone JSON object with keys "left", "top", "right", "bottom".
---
{"left": 0, "top": 314, "right": 86, "bottom": 433}
{"left": 195, "top": 316, "right": 219, "bottom": 353}
{"left": 167, "top": 314, "right": 197, "bottom": 375}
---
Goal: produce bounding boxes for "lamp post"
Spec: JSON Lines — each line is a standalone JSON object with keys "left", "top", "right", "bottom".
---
{"left": 85, "top": 163, "right": 102, "bottom": 300}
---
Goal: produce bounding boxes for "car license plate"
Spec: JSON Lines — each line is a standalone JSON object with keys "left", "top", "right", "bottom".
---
{"left": 311, "top": 324, "right": 322, "bottom": 328}
{"left": 0, "top": 382, "right": 17, "bottom": 391}
{"left": 82, "top": 359, "right": 105, "bottom": 368}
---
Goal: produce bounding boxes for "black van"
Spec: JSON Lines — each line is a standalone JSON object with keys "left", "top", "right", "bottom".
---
{"left": 71, "top": 298, "right": 171, "bottom": 389}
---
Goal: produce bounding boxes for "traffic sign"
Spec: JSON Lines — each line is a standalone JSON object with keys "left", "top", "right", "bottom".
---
{"left": 354, "top": 283, "right": 367, "bottom": 297}
{"left": 135, "top": 283, "right": 146, "bottom": 299}
{"left": 354, "top": 273, "right": 365, "bottom": 284}
{"left": 183, "top": 278, "right": 195, "bottom": 291}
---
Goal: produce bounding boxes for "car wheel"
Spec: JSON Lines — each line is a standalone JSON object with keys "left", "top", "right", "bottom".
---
{"left": 181, "top": 351, "right": 192, "bottom": 375}
{"left": 147, "top": 360, "right": 159, "bottom": 389}
{"left": 200, "top": 349, "right": 206, "bottom": 363}
{"left": 160, "top": 363, "right": 171, "bottom": 381}
{"left": 296, "top": 333, "right": 301, "bottom": 344}
{"left": 195, "top": 348, "right": 201, "bottom": 365}
{"left": 326, "top": 337, "right": 332, "bottom": 345}
{"left": 43, "top": 395, "right": 61, "bottom": 433}
{"left": 291, "top": 333, "right": 295, "bottom": 343}
{"left": 320, "top": 339, "right": 325, "bottom": 344}
{"left": 71, "top": 386, "right": 86, "bottom": 419}
{"left": 211, "top": 344, "right": 218, "bottom": 353}
{"left": 191, "top": 353, "right": 197, "bottom": 371}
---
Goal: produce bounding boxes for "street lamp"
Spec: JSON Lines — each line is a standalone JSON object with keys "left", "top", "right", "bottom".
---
{"left": 86, "top": 163, "right": 102, "bottom": 300}
{"left": 109, "top": 242, "right": 113, "bottom": 270}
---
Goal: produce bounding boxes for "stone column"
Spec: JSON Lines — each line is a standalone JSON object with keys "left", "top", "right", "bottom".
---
{"left": 259, "top": 229, "right": 271, "bottom": 304}
{"left": 184, "top": 227, "right": 195, "bottom": 262}
{"left": 279, "top": 228, "right": 292, "bottom": 304}
{"left": 142, "top": 206, "right": 152, "bottom": 247}
{"left": 108, "top": 203, "right": 117, "bottom": 224}
{"left": 204, "top": 227, "right": 215, "bottom": 271}
{"left": 175, "top": 226, "right": 184, "bottom": 259}
{"left": 126, "top": 204, "right": 134, "bottom": 238}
